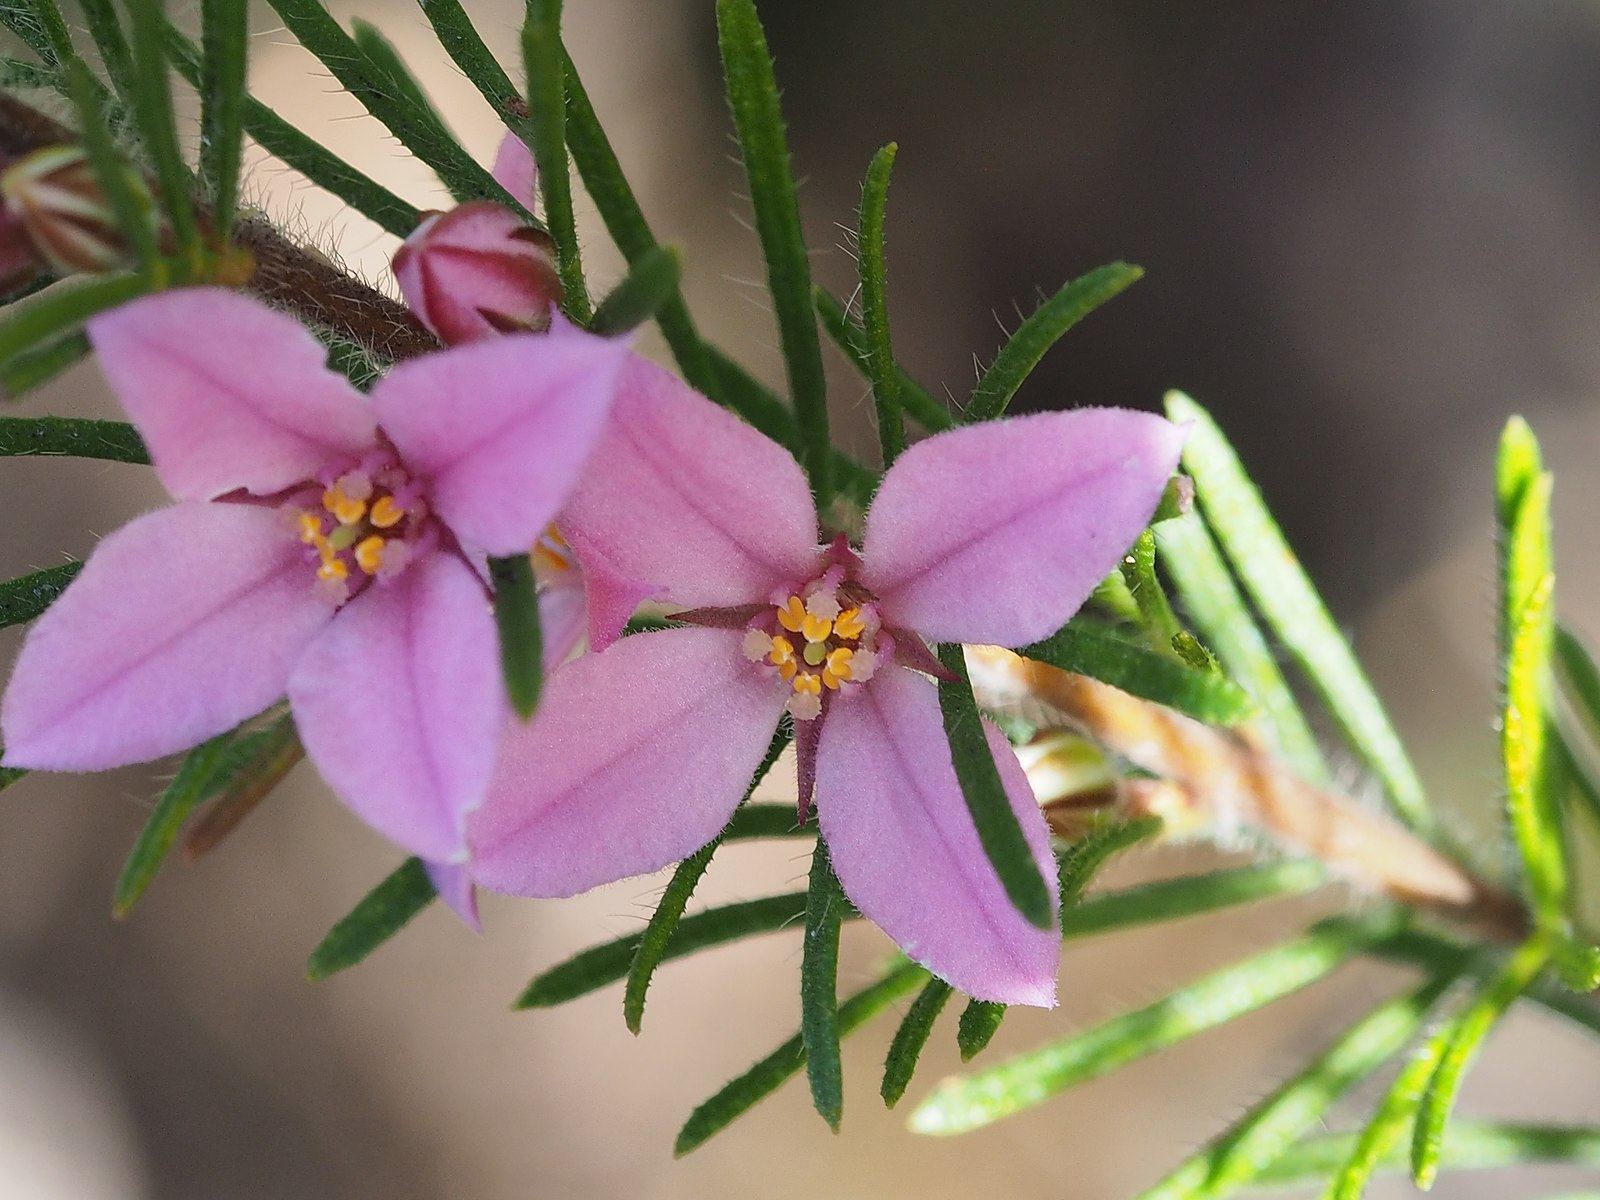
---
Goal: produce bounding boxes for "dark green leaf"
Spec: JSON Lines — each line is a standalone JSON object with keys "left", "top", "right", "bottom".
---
{"left": 77, "top": 0, "right": 136, "bottom": 109}
{"left": 414, "top": 0, "right": 525, "bottom": 129}
{"left": 351, "top": 20, "right": 451, "bottom": 137}
{"left": 179, "top": 714, "right": 302, "bottom": 859}
{"left": 0, "top": 416, "right": 147, "bottom": 461}
{"left": 1061, "top": 859, "right": 1326, "bottom": 941}
{"left": 199, "top": 0, "right": 247, "bottom": 235}
{"left": 956, "top": 1000, "right": 1007, "bottom": 1062}
{"left": 306, "top": 858, "right": 437, "bottom": 980}
{"left": 588, "top": 245, "right": 682, "bottom": 336}
{"left": 522, "top": 1, "right": 587, "bottom": 321}
{"left": 6, "top": 0, "right": 74, "bottom": 66}
{"left": 676, "top": 960, "right": 928, "bottom": 1156}
{"left": 857, "top": 142, "right": 903, "bottom": 465}
{"left": 801, "top": 838, "right": 846, "bottom": 1130}
{"left": 112, "top": 729, "right": 235, "bottom": 916}
{"left": 1057, "top": 816, "right": 1162, "bottom": 909}
{"left": 1017, "top": 621, "right": 1255, "bottom": 725}
{"left": 881, "top": 977, "right": 952, "bottom": 1108}
{"left": 715, "top": 0, "right": 831, "bottom": 505}
{"left": 0, "top": 561, "right": 81, "bottom": 627}
{"left": 964, "top": 262, "right": 1142, "bottom": 423}
{"left": 489, "top": 555, "right": 542, "bottom": 718}
{"left": 1118, "top": 528, "right": 1183, "bottom": 652}
{"left": 814, "top": 288, "right": 954, "bottom": 433}
{"left": 936, "top": 643, "right": 1053, "bottom": 929}
{"left": 0, "top": 273, "right": 150, "bottom": 370}
{"left": 723, "top": 802, "right": 810, "bottom": 841}
{"left": 125, "top": 0, "right": 199, "bottom": 252}
{"left": 0, "top": 332, "right": 90, "bottom": 398}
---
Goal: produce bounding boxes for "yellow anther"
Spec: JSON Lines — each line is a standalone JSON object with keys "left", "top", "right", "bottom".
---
{"left": 792, "top": 673, "right": 821, "bottom": 698}
{"left": 369, "top": 494, "right": 405, "bottom": 529}
{"left": 768, "top": 636, "right": 795, "bottom": 666}
{"left": 822, "top": 647, "right": 855, "bottom": 689}
{"left": 298, "top": 513, "right": 324, "bottom": 545}
{"left": 834, "top": 607, "right": 866, "bottom": 640}
{"left": 322, "top": 485, "right": 368, "bottom": 526}
{"left": 317, "top": 558, "right": 348, "bottom": 583}
{"left": 776, "top": 596, "right": 807, "bottom": 633}
{"left": 800, "top": 612, "right": 832, "bottom": 643}
{"left": 354, "top": 535, "right": 386, "bottom": 575}
{"left": 777, "top": 659, "right": 798, "bottom": 681}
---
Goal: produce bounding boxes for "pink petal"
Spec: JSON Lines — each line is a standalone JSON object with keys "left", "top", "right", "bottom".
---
{"left": 288, "top": 553, "right": 504, "bottom": 864}
{"left": 1, "top": 503, "right": 337, "bottom": 770}
{"left": 87, "top": 290, "right": 376, "bottom": 500}
{"left": 491, "top": 132, "right": 537, "bottom": 211}
{"left": 372, "top": 331, "right": 628, "bottom": 556}
{"left": 577, "top": 551, "right": 657, "bottom": 653}
{"left": 862, "top": 409, "right": 1185, "bottom": 647}
{"left": 468, "top": 626, "right": 790, "bottom": 897}
{"left": 815, "top": 666, "right": 1060, "bottom": 1006}
{"left": 425, "top": 860, "right": 482, "bottom": 932}
{"left": 561, "top": 354, "right": 821, "bottom": 610}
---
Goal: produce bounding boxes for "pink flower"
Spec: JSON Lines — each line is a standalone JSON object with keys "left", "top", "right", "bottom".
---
{"left": 464, "top": 359, "right": 1185, "bottom": 1005}
{"left": 0, "top": 287, "right": 628, "bottom": 868}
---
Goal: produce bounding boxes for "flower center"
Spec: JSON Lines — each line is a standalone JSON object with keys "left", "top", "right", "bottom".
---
{"left": 743, "top": 575, "right": 880, "bottom": 720}
{"left": 294, "top": 460, "right": 430, "bottom": 602}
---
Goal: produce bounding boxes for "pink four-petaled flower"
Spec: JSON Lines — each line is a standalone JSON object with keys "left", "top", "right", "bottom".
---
{"left": 465, "top": 360, "right": 1184, "bottom": 1005}
{"left": 0, "top": 287, "right": 628, "bottom": 874}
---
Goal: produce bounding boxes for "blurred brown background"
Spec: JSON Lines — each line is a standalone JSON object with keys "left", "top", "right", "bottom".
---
{"left": 3, "top": 1, "right": 1600, "bottom": 1196}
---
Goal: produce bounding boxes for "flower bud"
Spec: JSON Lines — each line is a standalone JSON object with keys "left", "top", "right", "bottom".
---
{"left": 392, "top": 201, "right": 563, "bottom": 344}
{"left": 0, "top": 145, "right": 145, "bottom": 275}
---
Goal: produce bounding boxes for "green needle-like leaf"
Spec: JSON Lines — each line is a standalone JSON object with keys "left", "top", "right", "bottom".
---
{"left": 1412, "top": 935, "right": 1552, "bottom": 1189}
{"left": 1119, "top": 528, "right": 1184, "bottom": 653}
{"left": 588, "top": 245, "right": 683, "bottom": 336}
{"left": 936, "top": 643, "right": 1053, "bottom": 929}
{"left": 0, "top": 273, "right": 150, "bottom": 371}
{"left": 77, "top": 0, "right": 136, "bottom": 110}
{"left": 1057, "top": 816, "right": 1163, "bottom": 909}
{"left": 857, "top": 143, "right": 903, "bottom": 466}
{"left": 112, "top": 729, "right": 235, "bottom": 916}
{"left": 1155, "top": 510, "right": 1329, "bottom": 783}
{"left": 488, "top": 555, "right": 542, "bottom": 719}
{"left": 414, "top": 0, "right": 524, "bottom": 127}
{"left": 955, "top": 1000, "right": 1007, "bottom": 1062}
{"left": 0, "top": 332, "right": 91, "bottom": 398}
{"left": 1259, "top": 1122, "right": 1600, "bottom": 1190}
{"left": 880, "top": 977, "right": 953, "bottom": 1108}
{"left": 963, "top": 262, "right": 1143, "bottom": 423}
{"left": 814, "top": 288, "right": 954, "bottom": 433}
{"left": 522, "top": 1, "right": 588, "bottom": 322}
{"left": 8, "top": 0, "right": 73, "bottom": 66}
{"left": 1017, "top": 621, "right": 1255, "bottom": 725}
{"left": 801, "top": 839, "right": 846, "bottom": 1130}
{"left": 623, "top": 728, "right": 791, "bottom": 1033}
{"left": 64, "top": 61, "right": 160, "bottom": 268}
{"left": 715, "top": 0, "right": 832, "bottom": 506}
{"left": 1133, "top": 967, "right": 1461, "bottom": 1200}
{"left": 125, "top": 0, "right": 199, "bottom": 253}
{"left": 676, "top": 960, "right": 929, "bottom": 1156}
{"left": 199, "top": 0, "right": 247, "bottom": 236}
{"left": 721, "top": 802, "right": 810, "bottom": 841}
{"left": 1557, "top": 625, "right": 1600, "bottom": 743}
{"left": 351, "top": 20, "right": 451, "bottom": 139}
{"left": 306, "top": 857, "right": 437, "bottom": 980}
{"left": 1167, "top": 391, "right": 1432, "bottom": 833}
{"left": 1060, "top": 859, "right": 1326, "bottom": 940}
{"left": 0, "top": 416, "right": 148, "bottom": 461}
{"left": 0, "top": 561, "right": 81, "bottom": 627}
{"left": 909, "top": 912, "right": 1395, "bottom": 1135}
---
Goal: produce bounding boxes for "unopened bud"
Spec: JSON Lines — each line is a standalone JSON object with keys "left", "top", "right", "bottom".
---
{"left": 392, "top": 201, "right": 563, "bottom": 344}
{"left": 0, "top": 145, "right": 146, "bottom": 275}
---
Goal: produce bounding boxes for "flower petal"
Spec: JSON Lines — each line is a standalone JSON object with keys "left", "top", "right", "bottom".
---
{"left": 560, "top": 354, "right": 821, "bottom": 609}
{"left": 862, "top": 409, "right": 1185, "bottom": 647}
{"left": 425, "top": 859, "right": 482, "bottom": 932}
{"left": 468, "top": 626, "right": 789, "bottom": 897}
{"left": 288, "top": 553, "right": 504, "bottom": 864}
{"left": 1, "top": 503, "right": 336, "bottom": 770}
{"left": 815, "top": 667, "right": 1060, "bottom": 1006}
{"left": 87, "top": 289, "right": 375, "bottom": 500}
{"left": 491, "top": 131, "right": 537, "bottom": 210}
{"left": 372, "top": 331, "right": 628, "bottom": 556}
{"left": 537, "top": 575, "right": 587, "bottom": 670}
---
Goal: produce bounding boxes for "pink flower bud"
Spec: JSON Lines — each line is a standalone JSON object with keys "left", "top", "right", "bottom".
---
{"left": 392, "top": 201, "right": 563, "bottom": 344}
{"left": 0, "top": 145, "right": 144, "bottom": 275}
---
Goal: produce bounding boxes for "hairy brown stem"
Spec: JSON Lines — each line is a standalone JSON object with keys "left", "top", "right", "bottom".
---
{"left": 967, "top": 645, "right": 1529, "bottom": 943}
{"left": 0, "top": 89, "right": 438, "bottom": 363}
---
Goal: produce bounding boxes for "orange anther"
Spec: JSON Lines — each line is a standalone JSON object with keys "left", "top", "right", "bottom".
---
{"left": 354, "top": 535, "right": 385, "bottom": 575}
{"left": 369, "top": 494, "right": 405, "bottom": 529}
{"left": 776, "top": 596, "right": 807, "bottom": 633}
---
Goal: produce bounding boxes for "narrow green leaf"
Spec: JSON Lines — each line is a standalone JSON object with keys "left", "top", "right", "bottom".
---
{"left": 0, "top": 561, "right": 81, "bottom": 627}
{"left": 1155, "top": 510, "right": 1329, "bottom": 783}
{"left": 676, "top": 960, "right": 929, "bottom": 1156}
{"left": 0, "top": 416, "right": 147, "bottom": 461}
{"left": 0, "top": 758, "right": 25, "bottom": 791}
{"left": 111, "top": 728, "right": 235, "bottom": 916}
{"left": 1057, "top": 816, "right": 1163, "bottom": 909}
{"left": 881, "top": 978, "right": 953, "bottom": 1108}
{"left": 0, "top": 332, "right": 90, "bottom": 398}
{"left": 1167, "top": 391, "right": 1432, "bottom": 832}
{"left": 414, "top": 0, "right": 525, "bottom": 127}
{"left": 7, "top": 0, "right": 73, "bottom": 66}
{"left": 908, "top": 912, "right": 1395, "bottom": 1135}
{"left": 1119, "top": 528, "right": 1184, "bottom": 652}
{"left": 1505, "top": 571, "right": 1567, "bottom": 932}
{"left": 306, "top": 858, "right": 437, "bottom": 980}
{"left": 936, "top": 643, "right": 1053, "bottom": 928}
{"left": 1060, "top": 859, "right": 1327, "bottom": 941}
{"left": 488, "top": 555, "right": 542, "bottom": 718}
{"left": 814, "top": 288, "right": 954, "bottom": 433}
{"left": 623, "top": 727, "right": 792, "bottom": 1033}
{"left": 857, "top": 143, "right": 903, "bottom": 465}
{"left": 64, "top": 61, "right": 160, "bottom": 267}
{"left": 0, "top": 55, "right": 57, "bottom": 88}
{"left": 263, "top": 0, "right": 527, "bottom": 215}
{"left": 0, "top": 273, "right": 149, "bottom": 369}
{"left": 1259, "top": 1122, "right": 1600, "bottom": 1189}
{"left": 588, "top": 245, "right": 682, "bottom": 337}
{"left": 1017, "top": 621, "right": 1255, "bottom": 725}
{"left": 715, "top": 0, "right": 831, "bottom": 506}
{"left": 351, "top": 20, "right": 451, "bottom": 137}
{"left": 1412, "top": 935, "right": 1552, "bottom": 1189}
{"left": 125, "top": 0, "right": 199, "bottom": 252}
{"left": 77, "top": 0, "right": 136, "bottom": 108}
{"left": 179, "top": 714, "right": 303, "bottom": 859}
{"left": 1557, "top": 625, "right": 1600, "bottom": 745}
{"left": 801, "top": 839, "right": 846, "bottom": 1130}
{"left": 956, "top": 1000, "right": 1007, "bottom": 1062}
{"left": 1498, "top": 417, "right": 1546, "bottom": 654}
{"left": 723, "top": 802, "right": 810, "bottom": 841}
{"left": 964, "top": 262, "right": 1143, "bottom": 423}
{"left": 522, "top": 1, "right": 588, "bottom": 321}
{"left": 199, "top": 0, "right": 247, "bottom": 235}
{"left": 164, "top": 25, "right": 421, "bottom": 240}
